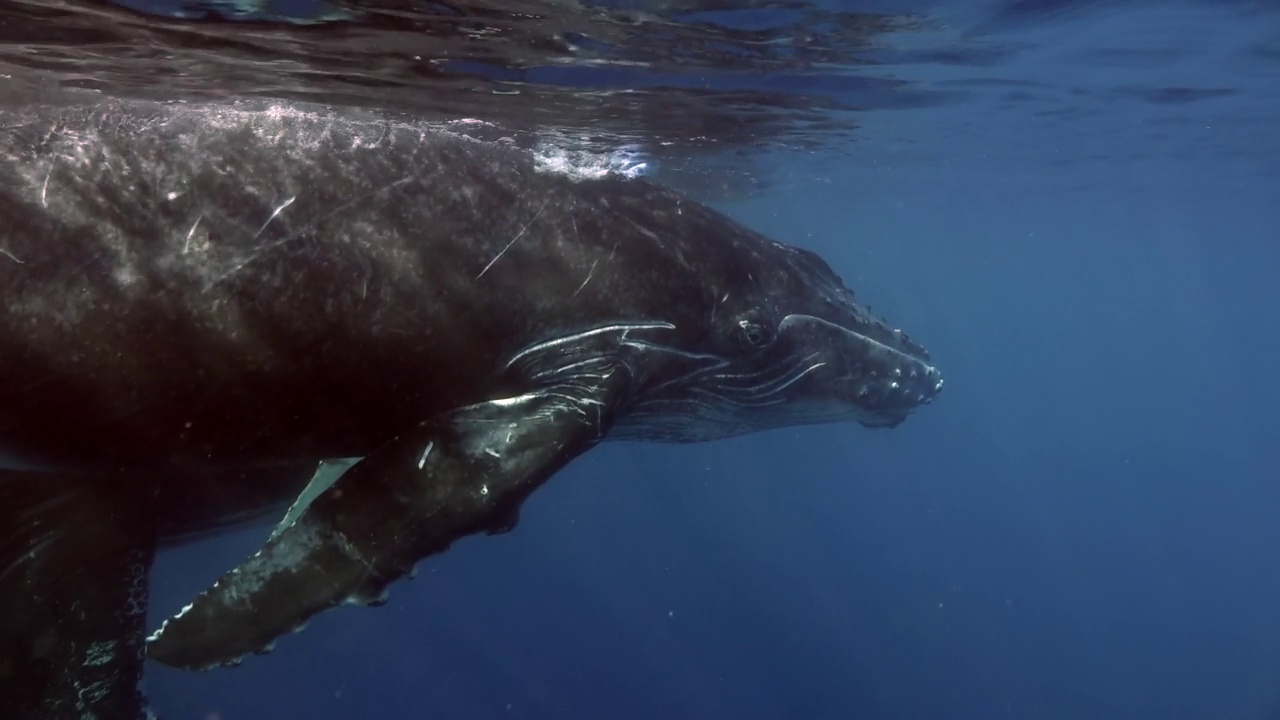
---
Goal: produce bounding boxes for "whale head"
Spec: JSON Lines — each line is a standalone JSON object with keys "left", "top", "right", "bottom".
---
{"left": 614, "top": 242, "right": 943, "bottom": 442}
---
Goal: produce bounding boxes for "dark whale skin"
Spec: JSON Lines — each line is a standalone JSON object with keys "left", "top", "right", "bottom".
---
{"left": 0, "top": 103, "right": 732, "bottom": 468}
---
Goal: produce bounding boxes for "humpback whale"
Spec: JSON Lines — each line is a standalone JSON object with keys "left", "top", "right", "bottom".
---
{"left": 0, "top": 99, "right": 942, "bottom": 718}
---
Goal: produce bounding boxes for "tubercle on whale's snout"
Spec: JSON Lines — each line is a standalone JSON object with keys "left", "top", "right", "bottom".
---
{"left": 776, "top": 313, "right": 943, "bottom": 415}
{"left": 844, "top": 360, "right": 943, "bottom": 418}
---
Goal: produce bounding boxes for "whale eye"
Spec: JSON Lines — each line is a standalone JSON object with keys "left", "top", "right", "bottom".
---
{"left": 736, "top": 310, "right": 774, "bottom": 349}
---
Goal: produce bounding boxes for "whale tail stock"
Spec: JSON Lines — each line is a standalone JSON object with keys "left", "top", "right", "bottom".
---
{"left": 0, "top": 468, "right": 158, "bottom": 720}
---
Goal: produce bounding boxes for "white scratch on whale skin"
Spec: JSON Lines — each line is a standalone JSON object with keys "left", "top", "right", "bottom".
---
{"left": 41, "top": 165, "right": 51, "bottom": 207}
{"left": 184, "top": 214, "right": 202, "bottom": 254}
{"left": 206, "top": 195, "right": 303, "bottom": 288}
{"left": 476, "top": 199, "right": 548, "bottom": 279}
{"left": 254, "top": 195, "right": 296, "bottom": 239}
{"left": 505, "top": 321, "right": 676, "bottom": 368}
{"left": 572, "top": 259, "right": 599, "bottom": 297}
{"left": 0, "top": 248, "right": 22, "bottom": 264}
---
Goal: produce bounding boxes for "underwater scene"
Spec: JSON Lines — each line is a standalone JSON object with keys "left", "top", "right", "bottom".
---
{"left": 0, "top": 1, "right": 1277, "bottom": 718}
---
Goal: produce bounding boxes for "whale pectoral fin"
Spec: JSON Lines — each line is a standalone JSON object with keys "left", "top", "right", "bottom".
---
{"left": 0, "top": 470, "right": 157, "bottom": 720}
{"left": 267, "top": 459, "right": 358, "bottom": 543}
{"left": 146, "top": 386, "right": 615, "bottom": 671}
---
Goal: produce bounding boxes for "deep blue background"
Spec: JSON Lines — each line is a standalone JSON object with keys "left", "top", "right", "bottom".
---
{"left": 145, "top": 2, "right": 1280, "bottom": 718}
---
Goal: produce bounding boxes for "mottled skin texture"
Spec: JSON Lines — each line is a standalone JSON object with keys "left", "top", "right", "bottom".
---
{"left": 0, "top": 99, "right": 940, "bottom": 719}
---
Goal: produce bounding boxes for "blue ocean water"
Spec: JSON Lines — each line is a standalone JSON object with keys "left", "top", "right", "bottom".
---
{"left": 4, "top": 0, "right": 1278, "bottom": 717}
